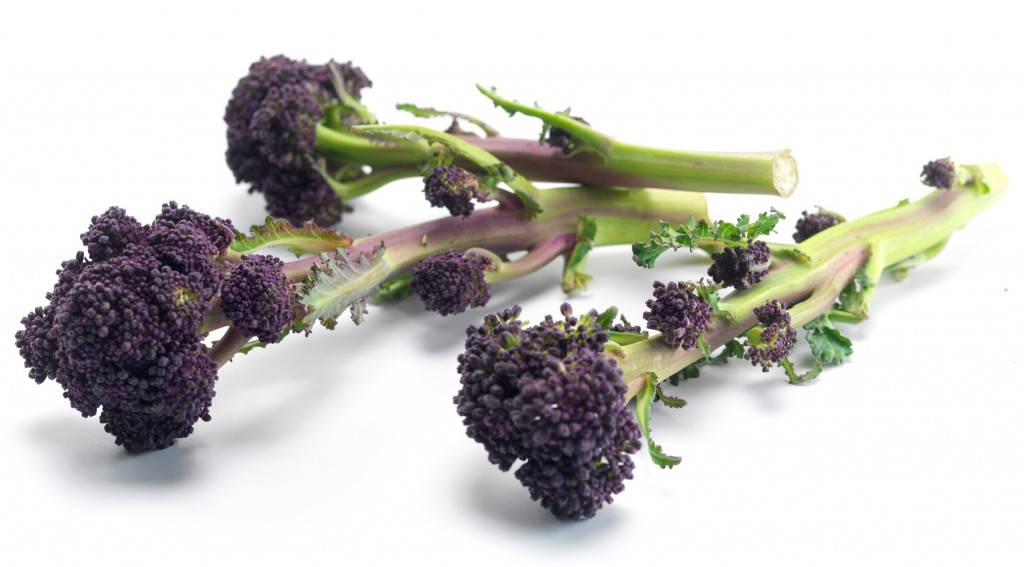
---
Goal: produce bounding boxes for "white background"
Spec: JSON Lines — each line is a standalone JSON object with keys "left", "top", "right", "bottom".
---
{"left": 1, "top": 1, "right": 1022, "bottom": 565}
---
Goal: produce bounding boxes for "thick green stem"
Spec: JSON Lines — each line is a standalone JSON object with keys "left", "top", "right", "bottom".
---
{"left": 617, "top": 163, "right": 1006, "bottom": 399}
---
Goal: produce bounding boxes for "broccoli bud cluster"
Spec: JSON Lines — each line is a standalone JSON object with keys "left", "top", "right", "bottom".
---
{"left": 410, "top": 249, "right": 493, "bottom": 316}
{"left": 920, "top": 157, "right": 957, "bottom": 190}
{"left": 643, "top": 281, "right": 713, "bottom": 350}
{"left": 793, "top": 210, "right": 840, "bottom": 243}
{"left": 744, "top": 300, "right": 796, "bottom": 371}
{"left": 14, "top": 203, "right": 293, "bottom": 452}
{"left": 422, "top": 166, "right": 483, "bottom": 218}
{"left": 224, "top": 55, "right": 371, "bottom": 226}
{"left": 221, "top": 255, "right": 295, "bottom": 342}
{"left": 708, "top": 240, "right": 771, "bottom": 290}
{"left": 454, "top": 304, "right": 642, "bottom": 521}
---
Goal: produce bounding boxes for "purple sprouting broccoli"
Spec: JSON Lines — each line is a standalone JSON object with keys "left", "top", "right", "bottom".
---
{"left": 422, "top": 166, "right": 483, "bottom": 218}
{"left": 793, "top": 209, "right": 841, "bottom": 243}
{"left": 226, "top": 61, "right": 802, "bottom": 227}
{"left": 14, "top": 202, "right": 289, "bottom": 452}
{"left": 454, "top": 304, "right": 642, "bottom": 521}
{"left": 224, "top": 55, "right": 372, "bottom": 225}
{"left": 17, "top": 185, "right": 710, "bottom": 451}
{"left": 708, "top": 240, "right": 771, "bottom": 290}
{"left": 920, "top": 157, "right": 957, "bottom": 190}
{"left": 220, "top": 255, "right": 295, "bottom": 343}
{"left": 409, "top": 249, "right": 493, "bottom": 315}
{"left": 744, "top": 300, "right": 797, "bottom": 372}
{"left": 643, "top": 281, "right": 713, "bottom": 350}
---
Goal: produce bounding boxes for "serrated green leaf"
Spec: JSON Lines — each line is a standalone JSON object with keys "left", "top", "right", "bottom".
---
{"left": 780, "top": 358, "right": 822, "bottom": 385}
{"left": 655, "top": 385, "right": 687, "bottom": 409}
{"left": 631, "top": 209, "right": 784, "bottom": 266}
{"left": 635, "top": 372, "right": 682, "bottom": 469}
{"left": 396, "top": 102, "right": 500, "bottom": 137}
{"left": 230, "top": 218, "right": 353, "bottom": 256}
{"left": 300, "top": 246, "right": 389, "bottom": 328}
{"left": 803, "top": 314, "right": 853, "bottom": 365}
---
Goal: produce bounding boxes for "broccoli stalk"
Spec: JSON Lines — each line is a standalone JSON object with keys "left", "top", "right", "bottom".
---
{"left": 226, "top": 55, "right": 798, "bottom": 225}
{"left": 454, "top": 161, "right": 1006, "bottom": 521}
{"left": 15, "top": 187, "right": 707, "bottom": 451}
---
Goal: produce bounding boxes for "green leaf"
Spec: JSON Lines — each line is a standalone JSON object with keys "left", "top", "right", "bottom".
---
{"left": 594, "top": 306, "right": 618, "bottom": 329}
{"left": 395, "top": 102, "right": 500, "bottom": 137}
{"left": 770, "top": 244, "right": 812, "bottom": 264}
{"left": 229, "top": 218, "right": 353, "bottom": 256}
{"left": 562, "top": 216, "right": 597, "bottom": 293}
{"left": 780, "top": 358, "right": 822, "bottom": 385}
{"left": 803, "top": 314, "right": 853, "bottom": 365}
{"left": 655, "top": 385, "right": 687, "bottom": 409}
{"left": 607, "top": 330, "right": 648, "bottom": 346}
{"left": 634, "top": 373, "right": 682, "bottom": 469}
{"left": 300, "top": 246, "right": 389, "bottom": 328}
{"left": 631, "top": 209, "right": 784, "bottom": 267}
{"left": 352, "top": 123, "right": 542, "bottom": 217}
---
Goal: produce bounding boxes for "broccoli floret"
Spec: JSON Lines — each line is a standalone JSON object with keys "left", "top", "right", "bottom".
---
{"left": 422, "top": 166, "right": 483, "bottom": 218}
{"left": 920, "top": 157, "right": 957, "bottom": 190}
{"left": 224, "top": 55, "right": 370, "bottom": 225}
{"left": 220, "top": 255, "right": 294, "bottom": 343}
{"left": 744, "top": 300, "right": 797, "bottom": 371}
{"left": 15, "top": 204, "right": 238, "bottom": 451}
{"left": 454, "top": 304, "right": 641, "bottom": 521}
{"left": 410, "top": 249, "right": 493, "bottom": 315}
{"left": 643, "top": 280, "right": 713, "bottom": 350}
{"left": 793, "top": 210, "right": 840, "bottom": 243}
{"left": 80, "top": 207, "right": 147, "bottom": 262}
{"left": 708, "top": 240, "right": 771, "bottom": 290}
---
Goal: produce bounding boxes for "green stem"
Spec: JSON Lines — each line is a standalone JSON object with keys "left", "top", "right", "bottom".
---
{"left": 314, "top": 123, "right": 432, "bottom": 166}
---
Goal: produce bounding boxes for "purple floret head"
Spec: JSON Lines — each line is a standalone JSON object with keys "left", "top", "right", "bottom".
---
{"left": 643, "top": 280, "right": 713, "bottom": 350}
{"left": 220, "top": 254, "right": 295, "bottom": 343}
{"left": 423, "top": 166, "right": 482, "bottom": 218}
{"left": 224, "top": 55, "right": 370, "bottom": 225}
{"left": 921, "top": 157, "right": 957, "bottom": 190}
{"left": 708, "top": 240, "right": 771, "bottom": 290}
{"left": 80, "top": 207, "right": 148, "bottom": 262}
{"left": 153, "top": 201, "right": 236, "bottom": 253}
{"left": 410, "top": 249, "right": 493, "bottom": 316}
{"left": 14, "top": 204, "right": 244, "bottom": 451}
{"left": 744, "top": 300, "right": 796, "bottom": 371}
{"left": 454, "top": 304, "right": 642, "bottom": 521}
{"left": 793, "top": 210, "right": 840, "bottom": 243}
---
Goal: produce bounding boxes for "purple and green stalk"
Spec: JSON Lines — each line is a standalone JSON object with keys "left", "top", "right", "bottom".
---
{"left": 211, "top": 186, "right": 709, "bottom": 343}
